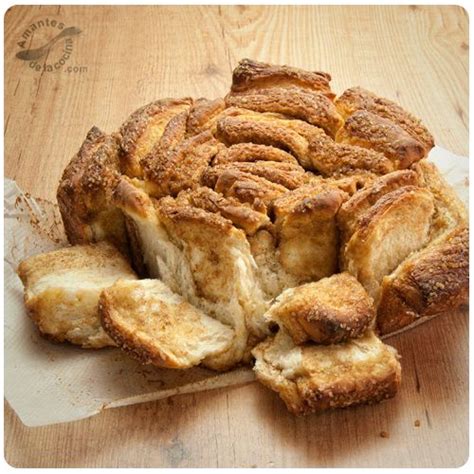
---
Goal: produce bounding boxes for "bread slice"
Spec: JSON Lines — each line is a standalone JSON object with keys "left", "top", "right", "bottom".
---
{"left": 141, "top": 130, "right": 221, "bottom": 198}
{"left": 17, "top": 242, "right": 137, "bottom": 348}
{"left": 99, "top": 279, "right": 234, "bottom": 369}
{"left": 342, "top": 186, "right": 435, "bottom": 299}
{"left": 56, "top": 126, "right": 129, "bottom": 255}
{"left": 414, "top": 159, "right": 468, "bottom": 237}
{"left": 175, "top": 186, "right": 270, "bottom": 236}
{"left": 377, "top": 225, "right": 468, "bottom": 336}
{"left": 213, "top": 143, "right": 299, "bottom": 166}
{"left": 252, "top": 330, "right": 401, "bottom": 415}
{"left": 266, "top": 273, "right": 375, "bottom": 345}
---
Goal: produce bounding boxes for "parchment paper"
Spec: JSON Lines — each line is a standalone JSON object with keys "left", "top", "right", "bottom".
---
{"left": 4, "top": 146, "right": 468, "bottom": 427}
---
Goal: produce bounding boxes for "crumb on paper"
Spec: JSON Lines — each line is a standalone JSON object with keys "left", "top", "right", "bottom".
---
{"left": 380, "top": 431, "right": 389, "bottom": 438}
{"left": 414, "top": 419, "right": 421, "bottom": 427}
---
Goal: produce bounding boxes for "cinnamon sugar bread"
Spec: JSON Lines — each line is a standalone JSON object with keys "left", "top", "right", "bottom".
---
{"left": 18, "top": 59, "right": 467, "bottom": 415}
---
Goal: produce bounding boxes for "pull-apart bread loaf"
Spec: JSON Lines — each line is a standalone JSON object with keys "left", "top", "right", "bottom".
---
{"left": 17, "top": 59, "right": 466, "bottom": 413}
{"left": 18, "top": 242, "right": 137, "bottom": 348}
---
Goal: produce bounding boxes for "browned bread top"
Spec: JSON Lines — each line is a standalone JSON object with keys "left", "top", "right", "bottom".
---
{"left": 119, "top": 98, "right": 192, "bottom": 178}
{"left": 335, "top": 86, "right": 435, "bottom": 151}
{"left": 56, "top": 126, "right": 127, "bottom": 253}
{"left": 226, "top": 86, "right": 343, "bottom": 137}
{"left": 336, "top": 110, "right": 427, "bottom": 169}
{"left": 231, "top": 58, "right": 334, "bottom": 98}
{"left": 265, "top": 273, "right": 375, "bottom": 345}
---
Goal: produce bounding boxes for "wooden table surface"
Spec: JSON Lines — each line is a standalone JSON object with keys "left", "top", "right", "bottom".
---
{"left": 4, "top": 5, "right": 468, "bottom": 468}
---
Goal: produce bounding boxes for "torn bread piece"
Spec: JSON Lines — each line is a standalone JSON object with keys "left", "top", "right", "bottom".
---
{"left": 17, "top": 242, "right": 137, "bottom": 348}
{"left": 266, "top": 273, "right": 375, "bottom": 345}
{"left": 57, "top": 126, "right": 128, "bottom": 255}
{"left": 114, "top": 178, "right": 269, "bottom": 370}
{"left": 377, "top": 225, "right": 468, "bottom": 336}
{"left": 99, "top": 279, "right": 234, "bottom": 369}
{"left": 252, "top": 330, "right": 401, "bottom": 415}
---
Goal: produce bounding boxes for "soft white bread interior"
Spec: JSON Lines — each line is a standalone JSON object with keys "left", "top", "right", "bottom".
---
{"left": 266, "top": 273, "right": 375, "bottom": 345}
{"left": 272, "top": 183, "right": 348, "bottom": 283}
{"left": 17, "top": 242, "right": 137, "bottom": 348}
{"left": 341, "top": 185, "right": 435, "bottom": 300}
{"left": 252, "top": 330, "right": 401, "bottom": 415}
{"left": 99, "top": 279, "right": 235, "bottom": 369}
{"left": 114, "top": 177, "right": 270, "bottom": 370}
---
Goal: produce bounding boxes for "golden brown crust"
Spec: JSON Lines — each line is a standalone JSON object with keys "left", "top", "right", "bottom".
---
{"left": 213, "top": 143, "right": 299, "bottom": 165}
{"left": 336, "top": 110, "right": 426, "bottom": 168}
{"left": 186, "top": 97, "right": 227, "bottom": 136}
{"left": 252, "top": 330, "right": 401, "bottom": 415}
{"left": 413, "top": 159, "right": 468, "bottom": 236}
{"left": 267, "top": 273, "right": 375, "bottom": 344}
{"left": 142, "top": 131, "right": 220, "bottom": 198}
{"left": 377, "top": 226, "right": 469, "bottom": 335}
{"left": 57, "top": 126, "right": 128, "bottom": 254}
{"left": 307, "top": 126, "right": 395, "bottom": 177}
{"left": 216, "top": 114, "right": 312, "bottom": 167}
{"left": 231, "top": 58, "right": 335, "bottom": 99}
{"left": 336, "top": 87, "right": 435, "bottom": 151}
{"left": 203, "top": 168, "right": 289, "bottom": 213}
{"left": 119, "top": 98, "right": 192, "bottom": 177}
{"left": 157, "top": 195, "right": 236, "bottom": 236}
{"left": 113, "top": 176, "right": 152, "bottom": 219}
{"left": 176, "top": 187, "right": 271, "bottom": 235}
{"left": 202, "top": 161, "right": 310, "bottom": 191}
{"left": 226, "top": 86, "right": 343, "bottom": 137}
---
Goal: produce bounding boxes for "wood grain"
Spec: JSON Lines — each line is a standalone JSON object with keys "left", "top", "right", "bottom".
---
{"left": 4, "top": 5, "right": 468, "bottom": 468}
